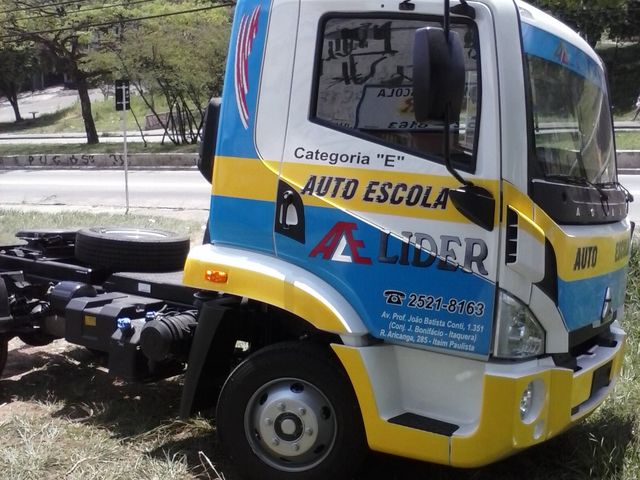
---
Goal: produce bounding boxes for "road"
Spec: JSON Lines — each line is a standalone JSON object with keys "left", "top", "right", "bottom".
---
{"left": 0, "top": 169, "right": 211, "bottom": 218}
{"left": 0, "top": 169, "right": 639, "bottom": 223}
{"left": 620, "top": 174, "right": 640, "bottom": 224}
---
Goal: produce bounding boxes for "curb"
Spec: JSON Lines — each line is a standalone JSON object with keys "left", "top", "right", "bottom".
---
{"left": 1, "top": 151, "right": 639, "bottom": 172}
{"left": 0, "top": 153, "right": 198, "bottom": 169}
{"left": 617, "top": 151, "right": 640, "bottom": 171}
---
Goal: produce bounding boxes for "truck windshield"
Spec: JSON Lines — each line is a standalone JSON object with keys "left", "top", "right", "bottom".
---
{"left": 522, "top": 23, "right": 616, "bottom": 185}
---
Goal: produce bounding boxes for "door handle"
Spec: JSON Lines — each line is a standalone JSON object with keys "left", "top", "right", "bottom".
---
{"left": 275, "top": 181, "right": 305, "bottom": 243}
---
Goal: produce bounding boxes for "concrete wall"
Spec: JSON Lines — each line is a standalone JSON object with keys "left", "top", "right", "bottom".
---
{"left": 0, "top": 153, "right": 198, "bottom": 169}
{"left": 1, "top": 151, "right": 638, "bottom": 171}
{"left": 617, "top": 151, "right": 640, "bottom": 172}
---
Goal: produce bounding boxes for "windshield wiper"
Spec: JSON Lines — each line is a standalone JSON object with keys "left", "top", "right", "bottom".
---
{"left": 544, "top": 173, "right": 611, "bottom": 214}
{"left": 595, "top": 181, "right": 634, "bottom": 203}
{"left": 544, "top": 174, "right": 608, "bottom": 199}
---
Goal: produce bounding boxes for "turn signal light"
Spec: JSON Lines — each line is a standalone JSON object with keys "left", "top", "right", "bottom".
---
{"left": 205, "top": 270, "right": 228, "bottom": 283}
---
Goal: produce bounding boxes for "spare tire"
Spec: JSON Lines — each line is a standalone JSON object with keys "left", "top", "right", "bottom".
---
{"left": 75, "top": 227, "right": 190, "bottom": 273}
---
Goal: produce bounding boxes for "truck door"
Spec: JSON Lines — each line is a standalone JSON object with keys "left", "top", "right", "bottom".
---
{"left": 275, "top": 2, "right": 502, "bottom": 359}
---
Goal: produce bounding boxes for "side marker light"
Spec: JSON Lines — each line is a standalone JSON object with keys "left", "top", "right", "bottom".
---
{"left": 205, "top": 270, "right": 228, "bottom": 283}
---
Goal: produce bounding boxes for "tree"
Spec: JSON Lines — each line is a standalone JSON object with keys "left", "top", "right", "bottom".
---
{"left": 0, "top": 43, "right": 39, "bottom": 122}
{"left": 608, "top": 0, "right": 640, "bottom": 43}
{"left": 87, "top": 1, "right": 231, "bottom": 144}
{"left": 1, "top": 0, "right": 133, "bottom": 143}
{"left": 530, "top": 0, "right": 629, "bottom": 46}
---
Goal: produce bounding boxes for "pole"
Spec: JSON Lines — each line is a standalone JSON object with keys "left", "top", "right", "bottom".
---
{"left": 122, "top": 108, "right": 130, "bottom": 214}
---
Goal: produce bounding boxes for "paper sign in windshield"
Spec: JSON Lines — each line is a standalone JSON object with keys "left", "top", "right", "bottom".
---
{"left": 355, "top": 86, "right": 433, "bottom": 131}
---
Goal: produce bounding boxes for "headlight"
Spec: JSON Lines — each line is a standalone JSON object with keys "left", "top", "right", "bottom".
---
{"left": 494, "top": 290, "right": 545, "bottom": 359}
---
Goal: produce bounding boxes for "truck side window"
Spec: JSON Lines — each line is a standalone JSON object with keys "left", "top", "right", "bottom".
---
{"left": 312, "top": 16, "right": 480, "bottom": 170}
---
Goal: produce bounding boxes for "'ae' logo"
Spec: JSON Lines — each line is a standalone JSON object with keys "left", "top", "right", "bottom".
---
{"left": 309, "top": 222, "right": 372, "bottom": 265}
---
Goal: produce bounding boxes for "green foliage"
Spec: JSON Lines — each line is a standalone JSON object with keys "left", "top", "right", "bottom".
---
{"left": 529, "top": 0, "right": 634, "bottom": 46}
{"left": 598, "top": 43, "right": 640, "bottom": 114}
{"left": 609, "top": 0, "right": 640, "bottom": 42}
{"left": 0, "top": 93, "right": 167, "bottom": 134}
{"left": 86, "top": 2, "right": 232, "bottom": 145}
{"left": 0, "top": 0, "right": 124, "bottom": 143}
{"left": 0, "top": 0, "right": 231, "bottom": 144}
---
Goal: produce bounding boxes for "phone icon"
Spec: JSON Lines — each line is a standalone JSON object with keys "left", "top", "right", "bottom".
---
{"left": 384, "top": 290, "right": 406, "bottom": 306}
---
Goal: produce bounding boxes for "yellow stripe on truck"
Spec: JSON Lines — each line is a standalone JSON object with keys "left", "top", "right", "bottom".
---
{"left": 503, "top": 182, "right": 631, "bottom": 281}
{"left": 212, "top": 155, "right": 500, "bottom": 224}
{"left": 282, "top": 161, "right": 499, "bottom": 223}
{"left": 212, "top": 155, "right": 280, "bottom": 201}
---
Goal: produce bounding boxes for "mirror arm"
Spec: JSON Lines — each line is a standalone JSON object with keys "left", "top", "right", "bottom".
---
{"left": 444, "top": 0, "right": 450, "bottom": 37}
{"left": 444, "top": 104, "right": 473, "bottom": 187}
{"left": 451, "top": 0, "right": 476, "bottom": 19}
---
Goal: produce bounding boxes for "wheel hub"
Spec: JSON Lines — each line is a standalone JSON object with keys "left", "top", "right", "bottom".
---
{"left": 274, "top": 412, "right": 304, "bottom": 442}
{"left": 246, "top": 379, "right": 336, "bottom": 471}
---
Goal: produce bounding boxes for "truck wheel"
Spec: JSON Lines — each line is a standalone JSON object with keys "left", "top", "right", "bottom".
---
{"left": 75, "top": 227, "right": 190, "bottom": 273}
{"left": 216, "top": 342, "right": 366, "bottom": 480}
{"left": 0, "top": 336, "right": 8, "bottom": 378}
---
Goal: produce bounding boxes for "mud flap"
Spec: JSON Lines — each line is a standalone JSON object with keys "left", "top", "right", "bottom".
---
{"left": 179, "top": 297, "right": 240, "bottom": 418}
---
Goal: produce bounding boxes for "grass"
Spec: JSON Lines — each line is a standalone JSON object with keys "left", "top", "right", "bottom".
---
{"left": 0, "top": 343, "right": 228, "bottom": 479}
{"left": 0, "top": 208, "right": 224, "bottom": 479}
{"left": 0, "top": 209, "right": 205, "bottom": 246}
{"left": 1, "top": 210, "right": 640, "bottom": 479}
{"left": 0, "top": 405, "right": 203, "bottom": 479}
{"left": 617, "top": 131, "right": 640, "bottom": 150}
{"left": 536, "top": 130, "right": 640, "bottom": 150}
{"left": 0, "top": 95, "right": 171, "bottom": 135}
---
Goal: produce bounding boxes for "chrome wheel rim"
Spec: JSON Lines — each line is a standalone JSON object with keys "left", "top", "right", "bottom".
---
{"left": 244, "top": 377, "right": 337, "bottom": 472}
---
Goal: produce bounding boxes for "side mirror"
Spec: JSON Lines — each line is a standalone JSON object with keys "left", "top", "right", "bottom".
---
{"left": 413, "top": 27, "right": 465, "bottom": 122}
{"left": 450, "top": 185, "right": 495, "bottom": 231}
{"left": 198, "top": 97, "right": 221, "bottom": 183}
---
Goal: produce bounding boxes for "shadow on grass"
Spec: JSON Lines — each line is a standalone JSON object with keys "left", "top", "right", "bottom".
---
{"left": 0, "top": 106, "right": 76, "bottom": 133}
{"left": 145, "top": 425, "right": 236, "bottom": 479}
{"left": 0, "top": 342, "right": 238, "bottom": 478}
{"left": 0, "top": 345, "right": 182, "bottom": 435}
{"left": 0, "top": 343, "right": 635, "bottom": 480}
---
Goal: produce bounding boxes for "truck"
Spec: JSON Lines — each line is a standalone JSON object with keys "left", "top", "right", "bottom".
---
{"left": 0, "top": 0, "right": 633, "bottom": 478}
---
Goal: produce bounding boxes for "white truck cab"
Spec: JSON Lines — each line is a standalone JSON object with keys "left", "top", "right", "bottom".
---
{"left": 184, "top": 0, "right": 631, "bottom": 477}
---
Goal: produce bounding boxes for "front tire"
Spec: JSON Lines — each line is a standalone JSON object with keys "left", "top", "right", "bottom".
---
{"left": 216, "top": 342, "right": 366, "bottom": 480}
{"left": 0, "top": 335, "right": 8, "bottom": 378}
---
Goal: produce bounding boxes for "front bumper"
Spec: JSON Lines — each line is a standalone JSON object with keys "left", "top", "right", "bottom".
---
{"left": 332, "top": 322, "right": 626, "bottom": 467}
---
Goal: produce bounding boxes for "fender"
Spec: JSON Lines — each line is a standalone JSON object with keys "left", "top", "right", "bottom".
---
{"left": 183, "top": 244, "right": 369, "bottom": 337}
